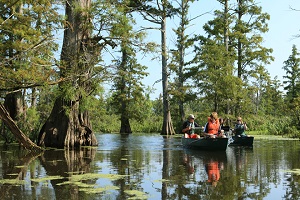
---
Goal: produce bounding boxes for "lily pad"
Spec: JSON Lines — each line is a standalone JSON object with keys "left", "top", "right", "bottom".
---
{"left": 57, "top": 181, "right": 96, "bottom": 188}
{"left": 285, "top": 169, "right": 300, "bottom": 175}
{"left": 124, "top": 190, "right": 148, "bottom": 199}
{"left": 0, "top": 179, "right": 25, "bottom": 185}
{"left": 65, "top": 171, "right": 86, "bottom": 175}
{"left": 70, "top": 173, "right": 127, "bottom": 182}
{"left": 31, "top": 176, "right": 64, "bottom": 183}
{"left": 79, "top": 185, "right": 119, "bottom": 194}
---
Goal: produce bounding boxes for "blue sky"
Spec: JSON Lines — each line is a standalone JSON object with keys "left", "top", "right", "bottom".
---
{"left": 138, "top": 0, "right": 300, "bottom": 99}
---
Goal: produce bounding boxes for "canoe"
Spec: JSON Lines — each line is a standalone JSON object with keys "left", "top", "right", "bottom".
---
{"left": 229, "top": 136, "right": 254, "bottom": 146}
{"left": 182, "top": 137, "right": 228, "bottom": 151}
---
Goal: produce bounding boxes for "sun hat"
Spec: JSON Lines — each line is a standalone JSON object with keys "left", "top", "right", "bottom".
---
{"left": 188, "top": 114, "right": 195, "bottom": 119}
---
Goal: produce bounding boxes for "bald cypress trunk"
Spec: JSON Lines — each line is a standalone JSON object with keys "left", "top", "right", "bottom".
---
{"left": 37, "top": 0, "right": 98, "bottom": 148}
{"left": 161, "top": 5, "right": 175, "bottom": 135}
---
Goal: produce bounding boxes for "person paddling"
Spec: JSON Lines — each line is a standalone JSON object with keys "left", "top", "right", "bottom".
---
{"left": 233, "top": 117, "right": 248, "bottom": 137}
{"left": 182, "top": 114, "right": 201, "bottom": 139}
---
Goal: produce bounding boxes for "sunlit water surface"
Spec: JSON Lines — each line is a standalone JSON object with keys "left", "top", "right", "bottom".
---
{"left": 0, "top": 134, "right": 299, "bottom": 200}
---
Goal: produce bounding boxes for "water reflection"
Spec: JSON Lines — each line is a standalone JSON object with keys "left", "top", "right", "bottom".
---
{"left": 183, "top": 149, "right": 227, "bottom": 187}
{"left": 0, "top": 144, "right": 43, "bottom": 199}
{"left": 205, "top": 161, "right": 221, "bottom": 186}
{"left": 0, "top": 135, "right": 300, "bottom": 200}
{"left": 39, "top": 148, "right": 96, "bottom": 199}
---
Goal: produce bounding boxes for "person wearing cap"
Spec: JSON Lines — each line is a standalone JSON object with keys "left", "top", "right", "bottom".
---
{"left": 233, "top": 117, "right": 248, "bottom": 137}
{"left": 182, "top": 114, "right": 200, "bottom": 138}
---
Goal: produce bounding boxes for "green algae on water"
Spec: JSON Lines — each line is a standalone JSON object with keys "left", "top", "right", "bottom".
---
{"left": 0, "top": 179, "right": 26, "bottom": 185}
{"left": 31, "top": 175, "right": 64, "bottom": 183}
{"left": 57, "top": 181, "right": 96, "bottom": 188}
{"left": 79, "top": 185, "right": 119, "bottom": 194}
{"left": 69, "top": 173, "right": 127, "bottom": 182}
{"left": 55, "top": 173, "right": 127, "bottom": 194}
{"left": 124, "top": 190, "right": 148, "bottom": 199}
{"left": 285, "top": 169, "right": 300, "bottom": 175}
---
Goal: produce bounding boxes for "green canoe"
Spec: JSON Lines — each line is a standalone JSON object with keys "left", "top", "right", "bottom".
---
{"left": 229, "top": 136, "right": 254, "bottom": 146}
{"left": 182, "top": 137, "right": 228, "bottom": 151}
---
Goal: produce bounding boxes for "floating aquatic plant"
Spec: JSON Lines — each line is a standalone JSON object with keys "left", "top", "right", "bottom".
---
{"left": 79, "top": 185, "right": 119, "bottom": 194}
{"left": 124, "top": 189, "right": 148, "bottom": 199}
{"left": 55, "top": 173, "right": 127, "bottom": 194}
{"left": 69, "top": 173, "right": 127, "bottom": 182}
{"left": 0, "top": 179, "right": 25, "bottom": 185}
{"left": 285, "top": 169, "right": 300, "bottom": 175}
{"left": 253, "top": 135, "right": 299, "bottom": 141}
{"left": 31, "top": 176, "right": 64, "bottom": 183}
{"left": 57, "top": 181, "right": 96, "bottom": 188}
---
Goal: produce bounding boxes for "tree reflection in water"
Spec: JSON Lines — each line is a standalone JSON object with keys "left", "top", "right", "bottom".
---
{"left": 0, "top": 144, "right": 43, "bottom": 199}
{"left": 39, "top": 148, "right": 96, "bottom": 199}
{"left": 0, "top": 135, "right": 300, "bottom": 200}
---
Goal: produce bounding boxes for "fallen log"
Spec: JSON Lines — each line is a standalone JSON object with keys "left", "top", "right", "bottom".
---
{"left": 0, "top": 103, "right": 42, "bottom": 151}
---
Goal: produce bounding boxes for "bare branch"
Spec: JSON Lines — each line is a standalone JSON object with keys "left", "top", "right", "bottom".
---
{"left": 0, "top": 78, "right": 66, "bottom": 93}
{"left": 289, "top": 6, "right": 300, "bottom": 11}
{"left": 189, "top": 11, "right": 212, "bottom": 22}
{"left": 139, "top": 26, "right": 161, "bottom": 31}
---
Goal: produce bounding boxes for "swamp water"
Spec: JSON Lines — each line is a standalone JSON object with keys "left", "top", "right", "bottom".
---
{"left": 0, "top": 134, "right": 299, "bottom": 200}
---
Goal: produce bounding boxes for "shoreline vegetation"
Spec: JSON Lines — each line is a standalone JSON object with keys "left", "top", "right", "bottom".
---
{"left": 1, "top": 112, "right": 300, "bottom": 144}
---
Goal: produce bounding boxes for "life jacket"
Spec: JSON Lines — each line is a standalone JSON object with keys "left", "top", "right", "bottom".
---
{"left": 207, "top": 117, "right": 220, "bottom": 135}
{"left": 206, "top": 161, "right": 220, "bottom": 182}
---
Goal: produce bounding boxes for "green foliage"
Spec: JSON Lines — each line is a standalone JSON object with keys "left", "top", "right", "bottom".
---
{"left": 233, "top": 0, "right": 273, "bottom": 80}
{"left": 88, "top": 92, "right": 162, "bottom": 133}
{"left": 0, "top": 0, "right": 61, "bottom": 91}
{"left": 130, "top": 115, "right": 163, "bottom": 133}
{"left": 18, "top": 108, "right": 41, "bottom": 142}
{"left": 93, "top": 113, "right": 121, "bottom": 133}
{"left": 283, "top": 45, "right": 300, "bottom": 100}
{"left": 191, "top": 38, "right": 241, "bottom": 112}
{"left": 0, "top": 0, "right": 60, "bottom": 143}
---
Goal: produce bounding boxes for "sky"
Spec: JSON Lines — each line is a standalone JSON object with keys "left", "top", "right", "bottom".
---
{"left": 137, "top": 0, "right": 300, "bottom": 99}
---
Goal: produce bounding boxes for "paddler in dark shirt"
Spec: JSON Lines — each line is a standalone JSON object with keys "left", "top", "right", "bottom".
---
{"left": 182, "top": 114, "right": 201, "bottom": 138}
